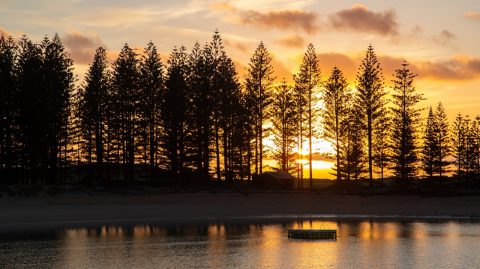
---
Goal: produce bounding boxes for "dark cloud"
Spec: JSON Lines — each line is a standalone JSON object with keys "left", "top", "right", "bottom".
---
{"left": 328, "top": 4, "right": 398, "bottom": 36}
{"left": 211, "top": 2, "right": 319, "bottom": 34}
{"left": 432, "top": 30, "right": 457, "bottom": 48}
{"left": 240, "top": 9, "right": 318, "bottom": 34}
{"left": 277, "top": 35, "right": 305, "bottom": 48}
{"left": 416, "top": 58, "right": 480, "bottom": 81}
{"left": 465, "top": 11, "right": 480, "bottom": 21}
{"left": 63, "top": 32, "right": 106, "bottom": 65}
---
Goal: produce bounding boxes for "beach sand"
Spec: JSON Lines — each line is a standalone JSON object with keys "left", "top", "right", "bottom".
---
{"left": 1, "top": 192, "right": 479, "bottom": 230}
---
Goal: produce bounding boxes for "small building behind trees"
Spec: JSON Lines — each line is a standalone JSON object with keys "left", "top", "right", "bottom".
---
{"left": 253, "top": 171, "right": 295, "bottom": 189}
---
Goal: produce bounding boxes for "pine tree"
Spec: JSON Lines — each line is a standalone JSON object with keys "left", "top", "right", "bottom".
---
{"left": 0, "top": 34, "right": 17, "bottom": 182}
{"left": 452, "top": 113, "right": 466, "bottom": 177}
{"left": 217, "top": 56, "right": 242, "bottom": 181}
{"left": 434, "top": 102, "right": 450, "bottom": 176}
{"left": 41, "top": 34, "right": 75, "bottom": 184}
{"left": 16, "top": 36, "right": 45, "bottom": 183}
{"left": 322, "top": 67, "right": 349, "bottom": 181}
{"left": 373, "top": 111, "right": 390, "bottom": 183}
{"left": 422, "top": 107, "right": 437, "bottom": 178}
{"left": 187, "top": 42, "right": 213, "bottom": 179}
{"left": 110, "top": 44, "right": 139, "bottom": 181}
{"left": 355, "top": 45, "right": 386, "bottom": 186}
{"left": 341, "top": 103, "right": 366, "bottom": 181}
{"left": 294, "top": 44, "right": 320, "bottom": 188}
{"left": 138, "top": 41, "right": 164, "bottom": 180}
{"left": 78, "top": 47, "right": 109, "bottom": 179}
{"left": 464, "top": 116, "right": 478, "bottom": 178}
{"left": 209, "top": 31, "right": 226, "bottom": 181}
{"left": 390, "top": 62, "right": 423, "bottom": 183}
{"left": 271, "top": 80, "right": 297, "bottom": 174}
{"left": 161, "top": 46, "right": 189, "bottom": 177}
{"left": 244, "top": 42, "right": 274, "bottom": 175}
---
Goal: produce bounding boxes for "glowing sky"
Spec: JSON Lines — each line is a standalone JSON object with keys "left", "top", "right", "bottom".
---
{"left": 1, "top": 0, "right": 479, "bottom": 178}
{"left": 2, "top": 0, "right": 479, "bottom": 113}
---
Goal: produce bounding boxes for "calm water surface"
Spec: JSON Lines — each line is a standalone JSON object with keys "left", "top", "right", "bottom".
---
{"left": 1, "top": 220, "right": 479, "bottom": 268}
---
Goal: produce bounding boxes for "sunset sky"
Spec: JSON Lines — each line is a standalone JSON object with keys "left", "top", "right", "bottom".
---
{"left": 1, "top": 0, "right": 479, "bottom": 177}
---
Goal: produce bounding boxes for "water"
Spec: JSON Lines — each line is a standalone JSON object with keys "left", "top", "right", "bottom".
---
{"left": 1, "top": 220, "right": 479, "bottom": 268}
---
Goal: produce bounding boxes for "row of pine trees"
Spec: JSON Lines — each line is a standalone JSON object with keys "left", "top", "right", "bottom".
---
{"left": 0, "top": 31, "right": 477, "bottom": 186}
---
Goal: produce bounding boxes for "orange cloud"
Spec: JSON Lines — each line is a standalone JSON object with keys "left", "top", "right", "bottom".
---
{"left": 318, "top": 52, "right": 480, "bottom": 82}
{"left": 63, "top": 32, "right": 106, "bottom": 65}
{"left": 328, "top": 4, "right": 398, "bottom": 36}
{"left": 224, "top": 39, "right": 249, "bottom": 53}
{"left": 465, "top": 11, "right": 480, "bottom": 21}
{"left": 277, "top": 35, "right": 305, "bottom": 48}
{"left": 415, "top": 57, "right": 480, "bottom": 81}
{"left": 211, "top": 2, "right": 319, "bottom": 34}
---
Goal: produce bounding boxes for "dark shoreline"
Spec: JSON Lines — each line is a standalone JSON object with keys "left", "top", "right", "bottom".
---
{"left": 1, "top": 192, "right": 480, "bottom": 231}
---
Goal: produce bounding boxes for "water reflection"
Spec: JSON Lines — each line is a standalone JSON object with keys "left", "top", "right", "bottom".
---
{"left": 0, "top": 220, "right": 479, "bottom": 268}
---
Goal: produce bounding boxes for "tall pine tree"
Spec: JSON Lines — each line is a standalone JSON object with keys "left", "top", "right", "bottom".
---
{"left": 294, "top": 44, "right": 320, "bottom": 188}
{"left": 110, "top": 44, "right": 139, "bottom": 181}
{"left": 245, "top": 42, "right": 274, "bottom": 175}
{"left": 78, "top": 47, "right": 109, "bottom": 179}
{"left": 355, "top": 45, "right": 386, "bottom": 185}
{"left": 138, "top": 41, "right": 164, "bottom": 179}
{"left": 322, "top": 67, "right": 349, "bottom": 181}
{"left": 271, "top": 80, "right": 297, "bottom": 174}
{"left": 0, "top": 34, "right": 17, "bottom": 182}
{"left": 390, "top": 62, "right": 423, "bottom": 183}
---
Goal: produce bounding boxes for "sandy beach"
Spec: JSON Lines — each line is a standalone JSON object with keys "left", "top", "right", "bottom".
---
{"left": 1, "top": 192, "right": 480, "bottom": 231}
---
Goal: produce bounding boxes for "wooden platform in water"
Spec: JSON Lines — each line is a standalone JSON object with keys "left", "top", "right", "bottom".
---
{"left": 287, "top": 229, "right": 337, "bottom": 240}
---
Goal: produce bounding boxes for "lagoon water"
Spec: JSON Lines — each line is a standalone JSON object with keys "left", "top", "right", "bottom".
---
{"left": 1, "top": 220, "right": 479, "bottom": 268}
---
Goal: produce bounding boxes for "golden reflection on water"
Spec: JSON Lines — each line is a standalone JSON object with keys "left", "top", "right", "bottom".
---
{"left": 5, "top": 220, "right": 479, "bottom": 268}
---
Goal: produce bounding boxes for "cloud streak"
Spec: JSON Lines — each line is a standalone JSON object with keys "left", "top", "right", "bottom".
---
{"left": 328, "top": 4, "right": 398, "bottom": 36}
{"left": 211, "top": 2, "right": 319, "bottom": 34}
{"left": 432, "top": 30, "right": 457, "bottom": 48}
{"left": 465, "top": 11, "right": 480, "bottom": 21}
{"left": 277, "top": 35, "right": 305, "bottom": 48}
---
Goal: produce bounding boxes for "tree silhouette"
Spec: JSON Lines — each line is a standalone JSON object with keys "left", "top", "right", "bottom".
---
{"left": 341, "top": 102, "right": 366, "bottom": 181}
{"left": 78, "top": 47, "right": 109, "bottom": 180}
{"left": 434, "top": 102, "right": 450, "bottom": 176}
{"left": 138, "top": 41, "right": 164, "bottom": 180}
{"left": 188, "top": 42, "right": 213, "bottom": 179}
{"left": 110, "top": 44, "right": 140, "bottom": 181}
{"left": 271, "top": 80, "right": 297, "bottom": 174}
{"left": 452, "top": 113, "right": 466, "bottom": 177}
{"left": 355, "top": 45, "right": 386, "bottom": 186}
{"left": 390, "top": 62, "right": 423, "bottom": 184}
{"left": 0, "top": 34, "right": 17, "bottom": 182}
{"left": 294, "top": 44, "right": 320, "bottom": 188}
{"left": 373, "top": 111, "right": 390, "bottom": 183}
{"left": 422, "top": 106, "right": 437, "bottom": 178}
{"left": 2, "top": 30, "right": 480, "bottom": 190}
{"left": 322, "top": 67, "right": 349, "bottom": 181}
{"left": 245, "top": 42, "right": 274, "bottom": 175}
{"left": 161, "top": 46, "right": 189, "bottom": 177}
